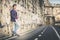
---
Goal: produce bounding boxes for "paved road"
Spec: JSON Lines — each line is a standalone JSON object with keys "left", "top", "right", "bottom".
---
{"left": 28, "top": 26, "right": 59, "bottom": 40}
{"left": 2, "top": 25, "right": 60, "bottom": 40}
{"left": 54, "top": 25, "right": 60, "bottom": 35}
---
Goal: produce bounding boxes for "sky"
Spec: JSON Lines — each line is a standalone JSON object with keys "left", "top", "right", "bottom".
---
{"left": 49, "top": 0, "right": 60, "bottom": 4}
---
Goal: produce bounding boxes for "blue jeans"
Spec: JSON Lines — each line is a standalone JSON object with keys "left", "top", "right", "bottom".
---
{"left": 13, "top": 22, "right": 19, "bottom": 33}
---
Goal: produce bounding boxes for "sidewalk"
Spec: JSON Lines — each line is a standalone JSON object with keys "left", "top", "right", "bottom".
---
{"left": 6, "top": 25, "right": 46, "bottom": 40}
{"left": 19, "top": 25, "right": 45, "bottom": 36}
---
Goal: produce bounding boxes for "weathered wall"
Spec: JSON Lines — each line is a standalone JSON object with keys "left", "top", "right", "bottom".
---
{"left": 0, "top": 0, "right": 44, "bottom": 36}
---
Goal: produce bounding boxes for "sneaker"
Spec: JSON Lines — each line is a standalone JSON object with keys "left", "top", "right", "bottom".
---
{"left": 12, "top": 31, "right": 20, "bottom": 37}
{"left": 12, "top": 31, "right": 16, "bottom": 36}
{"left": 15, "top": 33, "right": 20, "bottom": 37}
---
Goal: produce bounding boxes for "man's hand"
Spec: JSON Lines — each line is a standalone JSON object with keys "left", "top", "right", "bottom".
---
{"left": 16, "top": 16, "right": 18, "bottom": 19}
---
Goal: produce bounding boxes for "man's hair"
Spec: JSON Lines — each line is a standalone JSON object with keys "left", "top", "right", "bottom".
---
{"left": 13, "top": 4, "right": 17, "bottom": 7}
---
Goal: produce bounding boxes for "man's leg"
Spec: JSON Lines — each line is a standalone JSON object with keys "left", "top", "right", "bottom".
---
{"left": 11, "top": 22, "right": 15, "bottom": 36}
{"left": 13, "top": 22, "right": 20, "bottom": 36}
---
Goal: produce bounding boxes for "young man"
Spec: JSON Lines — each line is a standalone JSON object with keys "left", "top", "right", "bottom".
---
{"left": 10, "top": 4, "right": 19, "bottom": 36}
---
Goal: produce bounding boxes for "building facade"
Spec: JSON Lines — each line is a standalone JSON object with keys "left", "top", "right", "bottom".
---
{"left": 52, "top": 5, "right": 60, "bottom": 22}
{"left": 44, "top": 0, "right": 60, "bottom": 25}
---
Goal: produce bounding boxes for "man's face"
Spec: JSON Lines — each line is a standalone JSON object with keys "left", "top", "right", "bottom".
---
{"left": 13, "top": 6, "right": 17, "bottom": 9}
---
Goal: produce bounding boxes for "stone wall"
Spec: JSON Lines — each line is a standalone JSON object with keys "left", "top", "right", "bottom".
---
{"left": 0, "top": 0, "right": 44, "bottom": 36}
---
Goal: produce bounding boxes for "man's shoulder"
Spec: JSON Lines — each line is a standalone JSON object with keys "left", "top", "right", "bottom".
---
{"left": 10, "top": 9, "right": 14, "bottom": 13}
{"left": 10, "top": 9, "right": 14, "bottom": 11}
